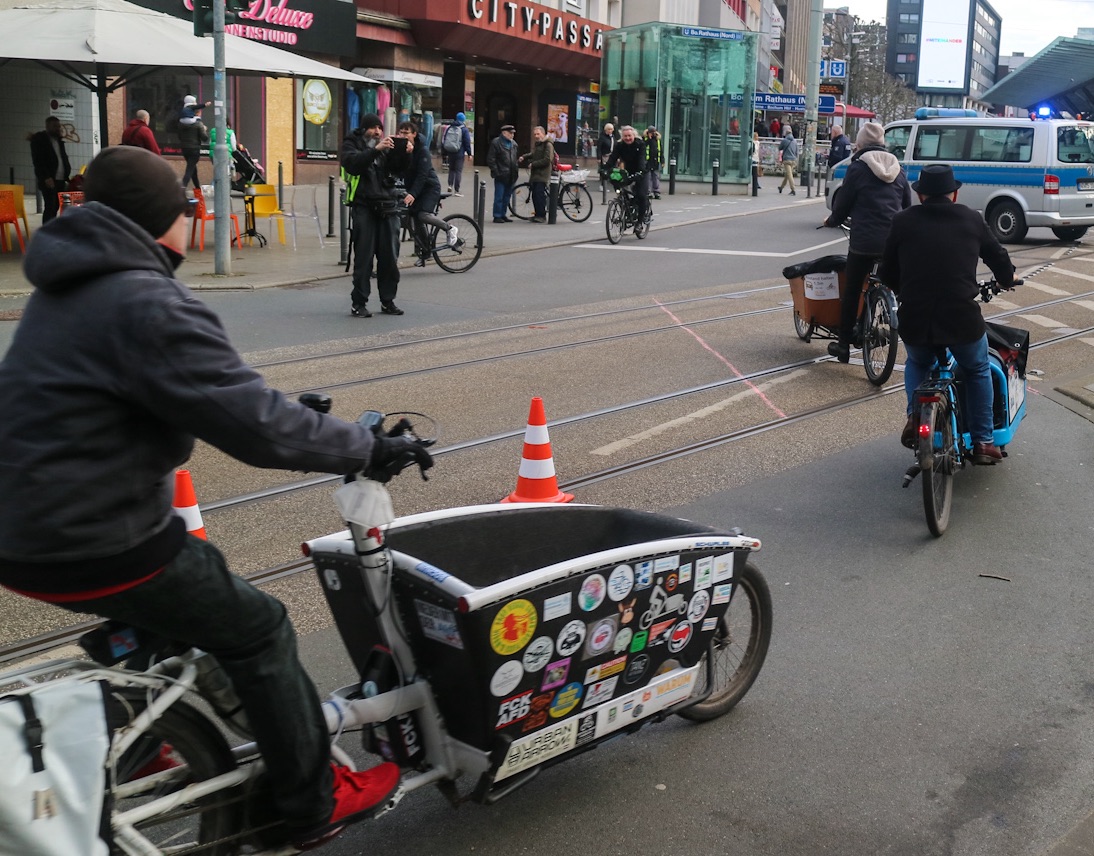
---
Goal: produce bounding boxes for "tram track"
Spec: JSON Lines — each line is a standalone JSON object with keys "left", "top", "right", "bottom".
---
{"left": 4, "top": 322, "right": 1089, "bottom": 667}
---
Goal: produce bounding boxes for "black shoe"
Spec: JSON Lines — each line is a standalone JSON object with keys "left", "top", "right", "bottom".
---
{"left": 380, "top": 302, "right": 404, "bottom": 316}
{"left": 827, "top": 341, "right": 850, "bottom": 363}
{"left": 350, "top": 305, "right": 371, "bottom": 318}
{"left": 413, "top": 257, "right": 426, "bottom": 267}
{"left": 790, "top": 190, "right": 797, "bottom": 196}
{"left": 778, "top": 186, "right": 783, "bottom": 194}
{"left": 492, "top": 217, "right": 508, "bottom": 224}
{"left": 531, "top": 216, "right": 546, "bottom": 223}
{"left": 901, "top": 413, "right": 918, "bottom": 449}
{"left": 972, "top": 442, "right": 1004, "bottom": 464}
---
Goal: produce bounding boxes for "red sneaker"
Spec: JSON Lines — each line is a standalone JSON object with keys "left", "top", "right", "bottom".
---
{"left": 290, "top": 762, "right": 400, "bottom": 851}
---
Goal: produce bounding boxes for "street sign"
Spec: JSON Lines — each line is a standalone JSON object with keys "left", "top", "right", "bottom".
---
{"left": 820, "top": 60, "right": 847, "bottom": 79}
{"left": 754, "top": 93, "right": 836, "bottom": 114}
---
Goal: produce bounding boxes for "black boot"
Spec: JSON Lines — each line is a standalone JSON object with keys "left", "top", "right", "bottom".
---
{"left": 827, "top": 341, "right": 850, "bottom": 363}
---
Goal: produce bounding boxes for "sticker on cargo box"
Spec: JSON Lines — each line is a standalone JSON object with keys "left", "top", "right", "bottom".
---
{"left": 549, "top": 682, "right": 584, "bottom": 718}
{"left": 583, "top": 676, "right": 618, "bottom": 709}
{"left": 578, "top": 573, "right": 607, "bottom": 612}
{"left": 522, "top": 636, "right": 554, "bottom": 672}
{"left": 712, "top": 583, "right": 733, "bottom": 605}
{"left": 491, "top": 660, "right": 525, "bottom": 697}
{"left": 541, "top": 657, "right": 571, "bottom": 692}
{"left": 496, "top": 718, "right": 578, "bottom": 780}
{"left": 607, "top": 564, "right": 634, "bottom": 601}
{"left": 556, "top": 620, "right": 586, "bottom": 656}
{"left": 490, "top": 599, "right": 538, "bottom": 656}
{"left": 687, "top": 590, "right": 710, "bottom": 624}
{"left": 804, "top": 272, "right": 839, "bottom": 300}
{"left": 495, "top": 689, "right": 533, "bottom": 729}
{"left": 712, "top": 554, "right": 734, "bottom": 584}
{"left": 613, "top": 627, "right": 633, "bottom": 655}
{"left": 695, "top": 556, "right": 713, "bottom": 590}
{"left": 584, "top": 616, "right": 618, "bottom": 658}
{"left": 543, "top": 592, "right": 572, "bottom": 622}
{"left": 414, "top": 600, "right": 464, "bottom": 649}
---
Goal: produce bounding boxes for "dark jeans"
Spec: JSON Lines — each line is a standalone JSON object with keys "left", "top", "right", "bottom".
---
{"left": 839, "top": 251, "right": 878, "bottom": 343}
{"left": 493, "top": 179, "right": 513, "bottom": 220}
{"left": 37, "top": 178, "right": 66, "bottom": 224}
{"left": 904, "top": 334, "right": 994, "bottom": 443}
{"left": 531, "top": 180, "right": 547, "bottom": 218}
{"left": 181, "top": 149, "right": 202, "bottom": 190}
{"left": 447, "top": 153, "right": 465, "bottom": 192}
{"left": 350, "top": 205, "right": 400, "bottom": 308}
{"left": 54, "top": 536, "right": 333, "bottom": 830}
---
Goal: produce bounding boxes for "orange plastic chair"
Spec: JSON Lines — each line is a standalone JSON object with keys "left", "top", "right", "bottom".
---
{"left": 190, "top": 185, "right": 241, "bottom": 251}
{"left": 0, "top": 185, "right": 30, "bottom": 238}
{"left": 0, "top": 190, "right": 26, "bottom": 253}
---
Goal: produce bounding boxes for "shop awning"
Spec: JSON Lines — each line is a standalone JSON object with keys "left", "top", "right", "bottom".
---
{"left": 834, "top": 103, "right": 876, "bottom": 120}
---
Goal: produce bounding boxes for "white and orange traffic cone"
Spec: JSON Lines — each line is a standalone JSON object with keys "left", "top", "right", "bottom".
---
{"left": 501, "top": 397, "right": 574, "bottom": 504}
{"left": 172, "top": 469, "right": 207, "bottom": 540}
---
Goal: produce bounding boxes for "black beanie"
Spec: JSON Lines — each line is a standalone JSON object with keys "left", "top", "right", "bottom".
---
{"left": 359, "top": 113, "right": 383, "bottom": 131}
{"left": 84, "top": 146, "right": 189, "bottom": 238}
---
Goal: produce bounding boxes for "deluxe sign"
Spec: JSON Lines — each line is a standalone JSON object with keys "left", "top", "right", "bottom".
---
{"left": 468, "top": 0, "right": 604, "bottom": 52}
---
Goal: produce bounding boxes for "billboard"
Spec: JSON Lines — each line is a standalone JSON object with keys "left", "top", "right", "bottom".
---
{"left": 916, "top": 0, "right": 971, "bottom": 91}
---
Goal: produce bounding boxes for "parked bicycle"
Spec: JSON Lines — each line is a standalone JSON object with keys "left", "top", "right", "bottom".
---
{"left": 508, "top": 165, "right": 594, "bottom": 223}
{"left": 399, "top": 191, "right": 482, "bottom": 273}
{"left": 0, "top": 401, "right": 772, "bottom": 855}
{"left": 605, "top": 169, "right": 652, "bottom": 244}
{"left": 902, "top": 279, "right": 1028, "bottom": 536}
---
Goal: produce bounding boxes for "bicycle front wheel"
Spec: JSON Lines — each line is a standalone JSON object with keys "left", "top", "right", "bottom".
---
{"left": 109, "top": 687, "right": 243, "bottom": 855}
{"left": 431, "top": 214, "right": 482, "bottom": 273}
{"left": 919, "top": 399, "right": 955, "bottom": 537}
{"left": 508, "top": 182, "right": 534, "bottom": 221}
{"left": 677, "top": 562, "right": 772, "bottom": 722}
{"left": 605, "top": 198, "right": 624, "bottom": 244}
{"left": 559, "top": 183, "right": 593, "bottom": 222}
{"left": 863, "top": 286, "right": 898, "bottom": 385}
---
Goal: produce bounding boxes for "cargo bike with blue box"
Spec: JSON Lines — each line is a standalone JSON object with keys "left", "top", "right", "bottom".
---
{"left": 783, "top": 254, "right": 900, "bottom": 385}
{"left": 0, "top": 407, "right": 772, "bottom": 855}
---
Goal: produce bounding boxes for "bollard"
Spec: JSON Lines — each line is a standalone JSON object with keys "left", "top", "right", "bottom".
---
{"left": 752, "top": 163, "right": 760, "bottom": 197}
{"left": 711, "top": 159, "right": 719, "bottom": 196}
{"left": 601, "top": 169, "right": 608, "bottom": 205}
{"left": 547, "top": 173, "right": 561, "bottom": 224}
{"left": 668, "top": 157, "right": 677, "bottom": 196}
{"left": 338, "top": 186, "right": 349, "bottom": 266}
{"left": 327, "top": 175, "right": 337, "bottom": 237}
{"left": 277, "top": 162, "right": 284, "bottom": 209}
{"left": 476, "top": 180, "right": 486, "bottom": 231}
{"left": 473, "top": 169, "right": 480, "bottom": 213}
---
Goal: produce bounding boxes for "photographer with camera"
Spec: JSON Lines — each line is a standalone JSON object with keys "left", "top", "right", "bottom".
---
{"left": 340, "top": 113, "right": 409, "bottom": 318}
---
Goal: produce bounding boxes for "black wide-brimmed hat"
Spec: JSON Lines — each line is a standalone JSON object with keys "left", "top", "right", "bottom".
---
{"left": 912, "top": 163, "right": 962, "bottom": 196}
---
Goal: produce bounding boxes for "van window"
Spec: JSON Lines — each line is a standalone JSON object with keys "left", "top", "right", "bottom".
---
{"left": 913, "top": 125, "right": 971, "bottom": 160}
{"left": 1057, "top": 126, "right": 1094, "bottom": 163}
{"left": 966, "top": 127, "right": 1034, "bottom": 163}
{"left": 885, "top": 125, "right": 911, "bottom": 158}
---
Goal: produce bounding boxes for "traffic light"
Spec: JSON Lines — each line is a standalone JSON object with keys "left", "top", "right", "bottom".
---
{"left": 192, "top": 0, "right": 212, "bottom": 37}
{"left": 224, "top": 0, "right": 246, "bottom": 25}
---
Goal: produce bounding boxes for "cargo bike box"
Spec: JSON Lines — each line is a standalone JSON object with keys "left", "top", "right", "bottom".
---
{"left": 783, "top": 254, "right": 847, "bottom": 337}
{"left": 309, "top": 503, "right": 759, "bottom": 797}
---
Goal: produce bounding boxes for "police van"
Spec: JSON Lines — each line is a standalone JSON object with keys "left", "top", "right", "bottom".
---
{"left": 826, "top": 108, "right": 1094, "bottom": 242}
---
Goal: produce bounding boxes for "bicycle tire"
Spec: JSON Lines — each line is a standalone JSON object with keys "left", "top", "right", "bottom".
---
{"left": 919, "top": 399, "right": 955, "bottom": 537}
{"left": 605, "top": 198, "right": 624, "bottom": 244}
{"left": 559, "top": 183, "right": 593, "bottom": 223}
{"left": 863, "top": 286, "right": 898, "bottom": 386}
{"left": 508, "top": 182, "right": 534, "bottom": 221}
{"left": 109, "top": 687, "right": 243, "bottom": 855}
{"left": 677, "top": 562, "right": 772, "bottom": 722}
{"left": 793, "top": 309, "right": 812, "bottom": 340}
{"left": 430, "top": 214, "right": 482, "bottom": 273}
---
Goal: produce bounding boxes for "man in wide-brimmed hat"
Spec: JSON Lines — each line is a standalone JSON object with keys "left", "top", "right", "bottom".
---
{"left": 878, "top": 163, "right": 1016, "bottom": 464}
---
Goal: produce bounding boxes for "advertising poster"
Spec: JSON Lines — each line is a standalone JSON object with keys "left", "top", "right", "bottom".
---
{"left": 548, "top": 104, "right": 569, "bottom": 143}
{"left": 917, "top": 0, "right": 972, "bottom": 91}
{"left": 296, "top": 78, "right": 339, "bottom": 160}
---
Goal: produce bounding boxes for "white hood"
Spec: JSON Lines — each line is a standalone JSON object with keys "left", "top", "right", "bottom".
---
{"left": 858, "top": 150, "right": 903, "bottom": 184}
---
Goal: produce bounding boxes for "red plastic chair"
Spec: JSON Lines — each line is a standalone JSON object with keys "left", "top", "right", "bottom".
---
{"left": 0, "top": 190, "right": 26, "bottom": 253}
{"left": 190, "top": 185, "right": 241, "bottom": 251}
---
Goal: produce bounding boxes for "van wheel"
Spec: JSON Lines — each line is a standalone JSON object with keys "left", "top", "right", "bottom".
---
{"left": 1052, "top": 226, "right": 1088, "bottom": 241}
{"left": 987, "top": 201, "right": 1028, "bottom": 243}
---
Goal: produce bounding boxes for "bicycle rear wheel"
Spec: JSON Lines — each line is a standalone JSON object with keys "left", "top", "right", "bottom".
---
{"left": 919, "top": 399, "right": 955, "bottom": 536}
{"left": 863, "top": 286, "right": 898, "bottom": 385}
{"left": 793, "top": 310, "right": 812, "bottom": 340}
{"left": 677, "top": 562, "right": 772, "bottom": 722}
{"left": 559, "top": 183, "right": 593, "bottom": 222}
{"left": 605, "top": 198, "right": 624, "bottom": 244}
{"left": 508, "top": 182, "right": 534, "bottom": 221}
{"left": 430, "top": 214, "right": 482, "bottom": 273}
{"left": 109, "top": 687, "right": 243, "bottom": 855}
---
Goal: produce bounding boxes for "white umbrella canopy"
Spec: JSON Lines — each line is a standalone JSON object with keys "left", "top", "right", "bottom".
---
{"left": 0, "top": 0, "right": 376, "bottom": 140}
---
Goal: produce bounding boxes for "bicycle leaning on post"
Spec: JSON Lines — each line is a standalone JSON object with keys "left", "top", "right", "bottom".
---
{"left": 508, "top": 164, "right": 594, "bottom": 223}
{"left": 604, "top": 168, "right": 652, "bottom": 244}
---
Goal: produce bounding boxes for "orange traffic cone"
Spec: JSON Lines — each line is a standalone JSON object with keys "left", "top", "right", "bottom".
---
{"left": 172, "top": 469, "right": 207, "bottom": 540}
{"left": 501, "top": 397, "right": 574, "bottom": 504}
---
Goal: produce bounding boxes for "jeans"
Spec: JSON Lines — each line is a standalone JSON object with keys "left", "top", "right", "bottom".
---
{"left": 350, "top": 205, "right": 400, "bottom": 308}
{"left": 447, "top": 153, "right": 465, "bottom": 192}
{"left": 54, "top": 536, "right": 333, "bottom": 830}
{"left": 493, "top": 179, "right": 513, "bottom": 220}
{"left": 531, "top": 180, "right": 547, "bottom": 218}
{"left": 904, "top": 334, "right": 994, "bottom": 444}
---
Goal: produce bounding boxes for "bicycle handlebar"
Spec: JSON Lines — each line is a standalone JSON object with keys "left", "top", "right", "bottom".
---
{"left": 978, "top": 277, "right": 1023, "bottom": 303}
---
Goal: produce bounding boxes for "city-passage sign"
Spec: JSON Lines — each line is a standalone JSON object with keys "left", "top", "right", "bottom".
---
{"left": 754, "top": 93, "right": 836, "bottom": 113}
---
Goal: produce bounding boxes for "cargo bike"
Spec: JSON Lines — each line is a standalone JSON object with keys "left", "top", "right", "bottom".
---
{"left": 783, "top": 254, "right": 900, "bottom": 385}
{"left": 0, "top": 406, "right": 772, "bottom": 855}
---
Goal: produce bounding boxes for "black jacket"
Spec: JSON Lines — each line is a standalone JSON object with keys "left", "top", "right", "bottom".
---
{"left": 829, "top": 133, "right": 851, "bottom": 165}
{"left": 402, "top": 133, "right": 441, "bottom": 213}
{"left": 30, "top": 130, "right": 70, "bottom": 184}
{"left": 486, "top": 135, "right": 520, "bottom": 183}
{"left": 340, "top": 129, "right": 406, "bottom": 207}
{"left": 825, "top": 147, "right": 911, "bottom": 255}
{"left": 598, "top": 131, "right": 616, "bottom": 161}
{"left": 176, "top": 117, "right": 209, "bottom": 153}
{"left": 0, "top": 203, "right": 377, "bottom": 593}
{"left": 609, "top": 138, "right": 646, "bottom": 175}
{"left": 878, "top": 198, "right": 1014, "bottom": 347}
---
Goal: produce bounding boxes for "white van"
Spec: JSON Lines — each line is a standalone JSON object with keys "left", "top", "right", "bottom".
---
{"left": 826, "top": 111, "right": 1094, "bottom": 242}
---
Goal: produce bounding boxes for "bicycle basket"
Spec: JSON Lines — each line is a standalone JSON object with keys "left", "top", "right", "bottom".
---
{"left": 561, "top": 168, "right": 589, "bottom": 184}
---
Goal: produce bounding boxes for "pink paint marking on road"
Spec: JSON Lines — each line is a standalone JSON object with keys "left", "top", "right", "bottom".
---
{"left": 656, "top": 300, "right": 787, "bottom": 419}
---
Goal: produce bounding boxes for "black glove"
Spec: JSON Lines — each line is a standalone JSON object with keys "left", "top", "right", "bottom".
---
{"left": 366, "top": 433, "right": 434, "bottom": 483}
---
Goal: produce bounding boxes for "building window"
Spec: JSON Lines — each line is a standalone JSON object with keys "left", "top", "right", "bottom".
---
{"left": 897, "top": 33, "right": 918, "bottom": 44}
{"left": 899, "top": 13, "right": 919, "bottom": 23}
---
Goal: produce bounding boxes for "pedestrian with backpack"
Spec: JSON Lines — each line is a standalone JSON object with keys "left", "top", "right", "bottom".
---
{"left": 442, "top": 112, "right": 472, "bottom": 196}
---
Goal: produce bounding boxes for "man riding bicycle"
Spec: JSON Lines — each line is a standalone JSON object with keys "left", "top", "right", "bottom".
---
{"left": 396, "top": 120, "right": 461, "bottom": 264}
{"left": 877, "top": 163, "right": 1015, "bottom": 464}
{"left": 608, "top": 124, "right": 650, "bottom": 221}
{"left": 0, "top": 147, "right": 432, "bottom": 851}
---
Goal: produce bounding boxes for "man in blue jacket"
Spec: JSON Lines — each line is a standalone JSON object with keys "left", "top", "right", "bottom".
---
{"left": 0, "top": 146, "right": 430, "bottom": 851}
{"left": 444, "top": 112, "right": 473, "bottom": 196}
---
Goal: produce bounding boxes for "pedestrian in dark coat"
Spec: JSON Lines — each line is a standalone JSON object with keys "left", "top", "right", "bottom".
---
{"left": 822, "top": 122, "right": 911, "bottom": 358}
{"left": 878, "top": 163, "right": 1015, "bottom": 460}
{"left": 486, "top": 124, "right": 520, "bottom": 222}
{"left": 29, "top": 116, "right": 71, "bottom": 223}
